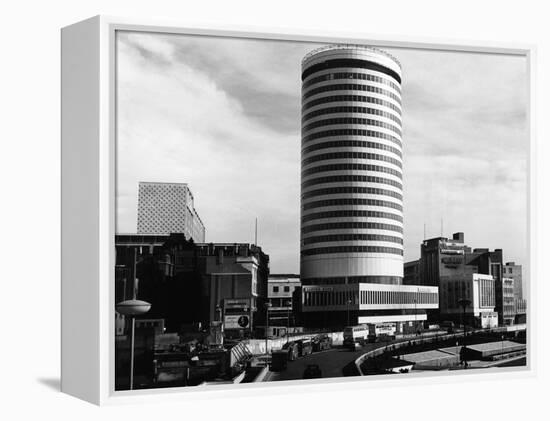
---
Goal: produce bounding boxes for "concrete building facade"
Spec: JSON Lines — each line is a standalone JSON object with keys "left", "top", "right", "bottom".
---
{"left": 298, "top": 45, "right": 435, "bottom": 331}
{"left": 267, "top": 274, "right": 301, "bottom": 327}
{"left": 300, "top": 45, "right": 404, "bottom": 285}
{"left": 496, "top": 277, "right": 516, "bottom": 326}
{"left": 404, "top": 232, "right": 527, "bottom": 326}
{"left": 504, "top": 261, "right": 523, "bottom": 301}
{"left": 137, "top": 182, "right": 205, "bottom": 242}
{"left": 114, "top": 234, "right": 269, "bottom": 336}
{"left": 439, "top": 273, "right": 498, "bottom": 328}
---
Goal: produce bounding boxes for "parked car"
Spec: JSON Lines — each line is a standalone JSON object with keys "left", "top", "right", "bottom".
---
{"left": 270, "top": 350, "right": 288, "bottom": 371}
{"left": 282, "top": 341, "right": 299, "bottom": 361}
{"left": 312, "top": 334, "right": 332, "bottom": 352}
{"left": 303, "top": 364, "right": 322, "bottom": 379}
{"left": 297, "top": 339, "right": 313, "bottom": 357}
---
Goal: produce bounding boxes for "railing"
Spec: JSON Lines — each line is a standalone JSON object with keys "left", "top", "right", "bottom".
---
{"left": 302, "top": 44, "right": 402, "bottom": 68}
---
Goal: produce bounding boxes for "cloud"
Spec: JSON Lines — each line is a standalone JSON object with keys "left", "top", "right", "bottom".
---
{"left": 116, "top": 32, "right": 316, "bottom": 272}
{"left": 116, "top": 33, "right": 528, "bottom": 273}
{"left": 392, "top": 48, "right": 528, "bottom": 265}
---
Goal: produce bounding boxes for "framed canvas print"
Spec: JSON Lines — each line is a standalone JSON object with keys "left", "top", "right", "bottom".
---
{"left": 61, "top": 15, "right": 535, "bottom": 405}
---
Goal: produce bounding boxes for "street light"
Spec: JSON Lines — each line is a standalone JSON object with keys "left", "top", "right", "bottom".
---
{"left": 116, "top": 298, "right": 151, "bottom": 390}
{"left": 264, "top": 302, "right": 272, "bottom": 357}
{"left": 347, "top": 298, "right": 352, "bottom": 327}
{"left": 457, "top": 298, "right": 471, "bottom": 366}
{"left": 285, "top": 300, "right": 292, "bottom": 344}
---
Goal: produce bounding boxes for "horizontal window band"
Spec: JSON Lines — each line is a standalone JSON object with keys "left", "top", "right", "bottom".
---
{"left": 302, "top": 140, "right": 402, "bottom": 158}
{"left": 302, "top": 163, "right": 402, "bottom": 179}
{"left": 302, "top": 152, "right": 402, "bottom": 169}
{"left": 301, "top": 186, "right": 403, "bottom": 201}
{"left": 302, "top": 58, "right": 401, "bottom": 84}
{"left": 303, "top": 83, "right": 402, "bottom": 106}
{"left": 301, "top": 245, "right": 404, "bottom": 256}
{"left": 303, "top": 94, "right": 402, "bottom": 116}
{"left": 303, "top": 117, "right": 401, "bottom": 137}
{"left": 301, "top": 276, "right": 402, "bottom": 285}
{"left": 302, "top": 198, "right": 403, "bottom": 212}
{"left": 301, "top": 174, "right": 403, "bottom": 190}
{"left": 303, "top": 128, "right": 402, "bottom": 148}
{"left": 302, "top": 105, "right": 402, "bottom": 126}
{"left": 303, "top": 234, "right": 403, "bottom": 246}
{"left": 302, "top": 71, "right": 401, "bottom": 93}
{"left": 302, "top": 210, "right": 403, "bottom": 223}
{"left": 301, "top": 221, "right": 403, "bottom": 234}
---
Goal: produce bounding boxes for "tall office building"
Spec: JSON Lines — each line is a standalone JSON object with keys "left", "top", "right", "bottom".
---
{"left": 301, "top": 45, "right": 404, "bottom": 284}
{"left": 137, "top": 182, "right": 205, "bottom": 242}
{"left": 298, "top": 45, "right": 438, "bottom": 330}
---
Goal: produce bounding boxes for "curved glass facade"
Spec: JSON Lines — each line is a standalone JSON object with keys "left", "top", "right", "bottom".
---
{"left": 301, "top": 46, "right": 404, "bottom": 284}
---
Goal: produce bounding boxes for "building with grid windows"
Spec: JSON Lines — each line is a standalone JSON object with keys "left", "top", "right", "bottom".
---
{"left": 137, "top": 182, "right": 205, "bottom": 242}
{"left": 439, "top": 274, "right": 498, "bottom": 328}
{"left": 299, "top": 45, "right": 436, "bottom": 331}
{"left": 267, "top": 274, "right": 301, "bottom": 327}
{"left": 504, "top": 261, "right": 523, "bottom": 301}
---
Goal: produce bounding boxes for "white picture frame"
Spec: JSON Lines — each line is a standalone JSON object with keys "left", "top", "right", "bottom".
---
{"left": 61, "top": 15, "right": 536, "bottom": 406}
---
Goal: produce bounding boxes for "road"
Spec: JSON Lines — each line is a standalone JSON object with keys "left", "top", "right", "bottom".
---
{"left": 267, "top": 343, "right": 386, "bottom": 381}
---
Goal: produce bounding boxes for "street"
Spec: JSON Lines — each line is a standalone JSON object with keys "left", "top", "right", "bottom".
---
{"left": 267, "top": 343, "right": 387, "bottom": 381}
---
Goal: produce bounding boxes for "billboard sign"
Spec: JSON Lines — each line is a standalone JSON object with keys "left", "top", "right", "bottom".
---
{"left": 224, "top": 314, "right": 250, "bottom": 329}
{"left": 370, "top": 322, "right": 396, "bottom": 336}
{"left": 223, "top": 298, "right": 251, "bottom": 309}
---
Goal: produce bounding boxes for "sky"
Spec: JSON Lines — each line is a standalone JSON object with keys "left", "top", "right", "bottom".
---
{"left": 115, "top": 31, "right": 528, "bottom": 275}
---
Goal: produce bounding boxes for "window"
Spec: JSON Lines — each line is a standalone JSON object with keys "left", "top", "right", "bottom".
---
{"left": 302, "top": 233, "right": 403, "bottom": 246}
{"left": 273, "top": 286, "right": 279, "bottom": 293}
{"left": 302, "top": 139, "right": 402, "bottom": 158}
{"left": 302, "top": 128, "right": 402, "bottom": 148}
{"left": 302, "top": 174, "right": 403, "bottom": 191}
{"left": 284, "top": 286, "right": 290, "bottom": 292}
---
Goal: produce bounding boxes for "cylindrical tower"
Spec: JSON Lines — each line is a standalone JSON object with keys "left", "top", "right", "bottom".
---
{"left": 300, "top": 45, "right": 403, "bottom": 285}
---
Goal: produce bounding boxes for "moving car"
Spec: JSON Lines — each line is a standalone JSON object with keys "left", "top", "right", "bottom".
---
{"left": 303, "top": 364, "right": 322, "bottom": 379}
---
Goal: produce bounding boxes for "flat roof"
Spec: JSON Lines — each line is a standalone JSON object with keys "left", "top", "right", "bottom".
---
{"left": 400, "top": 349, "right": 456, "bottom": 364}
{"left": 466, "top": 341, "right": 525, "bottom": 353}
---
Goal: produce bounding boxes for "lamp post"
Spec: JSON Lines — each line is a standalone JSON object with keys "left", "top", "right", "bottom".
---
{"left": 457, "top": 298, "right": 471, "bottom": 366}
{"left": 414, "top": 296, "right": 417, "bottom": 335}
{"left": 347, "top": 298, "right": 352, "bottom": 327}
{"left": 264, "top": 302, "right": 272, "bottom": 357}
{"left": 116, "top": 298, "right": 151, "bottom": 390}
{"left": 285, "top": 300, "right": 292, "bottom": 344}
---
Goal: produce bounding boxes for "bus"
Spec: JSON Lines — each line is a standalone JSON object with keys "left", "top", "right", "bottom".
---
{"left": 369, "top": 323, "right": 396, "bottom": 342}
{"left": 343, "top": 325, "right": 369, "bottom": 349}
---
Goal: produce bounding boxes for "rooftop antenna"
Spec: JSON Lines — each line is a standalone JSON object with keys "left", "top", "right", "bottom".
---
{"left": 440, "top": 218, "right": 443, "bottom": 237}
{"left": 254, "top": 217, "right": 258, "bottom": 246}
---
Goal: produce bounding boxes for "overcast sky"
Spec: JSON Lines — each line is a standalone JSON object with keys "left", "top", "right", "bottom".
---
{"left": 115, "top": 31, "right": 528, "bottom": 275}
